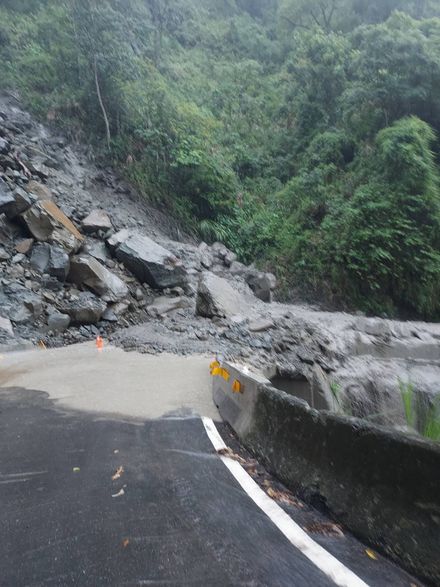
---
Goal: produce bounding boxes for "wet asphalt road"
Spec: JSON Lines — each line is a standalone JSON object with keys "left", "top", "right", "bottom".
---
{"left": 0, "top": 387, "right": 421, "bottom": 586}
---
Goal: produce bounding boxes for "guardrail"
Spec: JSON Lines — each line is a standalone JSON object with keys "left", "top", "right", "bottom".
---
{"left": 212, "top": 361, "right": 440, "bottom": 584}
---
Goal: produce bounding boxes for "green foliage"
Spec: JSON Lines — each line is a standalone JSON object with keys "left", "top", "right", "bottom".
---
{"left": 399, "top": 379, "right": 440, "bottom": 442}
{"left": 424, "top": 400, "right": 440, "bottom": 441}
{"left": 2, "top": 0, "right": 440, "bottom": 318}
{"left": 399, "top": 379, "right": 416, "bottom": 428}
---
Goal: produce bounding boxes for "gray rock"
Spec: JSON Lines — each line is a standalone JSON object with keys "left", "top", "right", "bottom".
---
{"left": 21, "top": 292, "right": 43, "bottom": 319}
{"left": 69, "top": 255, "right": 129, "bottom": 302}
{"left": 102, "top": 308, "right": 119, "bottom": 323}
{"left": 49, "top": 246, "right": 70, "bottom": 281}
{"left": 0, "top": 247, "right": 10, "bottom": 261}
{"left": 0, "top": 138, "right": 10, "bottom": 155}
{"left": 198, "top": 242, "right": 214, "bottom": 269}
{"left": 229, "top": 261, "right": 248, "bottom": 277}
{"left": 26, "top": 180, "right": 53, "bottom": 202}
{"left": 200, "top": 254, "right": 213, "bottom": 269}
{"left": 31, "top": 244, "right": 70, "bottom": 281}
{"left": 196, "top": 272, "right": 254, "bottom": 319}
{"left": 82, "top": 209, "right": 113, "bottom": 234}
{"left": 112, "top": 231, "right": 187, "bottom": 289}
{"left": 9, "top": 305, "right": 33, "bottom": 324}
{"left": 30, "top": 243, "right": 50, "bottom": 273}
{"left": 47, "top": 311, "right": 71, "bottom": 333}
{"left": 12, "top": 253, "right": 25, "bottom": 264}
{"left": 20, "top": 200, "right": 83, "bottom": 253}
{"left": 15, "top": 238, "right": 34, "bottom": 255}
{"left": 4, "top": 284, "right": 43, "bottom": 324}
{"left": 147, "top": 296, "right": 191, "bottom": 317}
{"left": 112, "top": 301, "right": 130, "bottom": 317}
{"left": 0, "top": 187, "right": 34, "bottom": 219}
{"left": 212, "top": 242, "right": 229, "bottom": 260}
{"left": 246, "top": 271, "right": 276, "bottom": 303}
{"left": 59, "top": 292, "right": 107, "bottom": 325}
{"left": 0, "top": 212, "right": 20, "bottom": 245}
{"left": 224, "top": 250, "right": 237, "bottom": 267}
{"left": 106, "top": 228, "right": 131, "bottom": 252}
{"left": 0, "top": 316, "right": 14, "bottom": 337}
{"left": 249, "top": 318, "right": 275, "bottom": 333}
{"left": 81, "top": 239, "right": 108, "bottom": 263}
{"left": 0, "top": 190, "right": 16, "bottom": 216}
{"left": 42, "top": 275, "right": 63, "bottom": 291}
{"left": 28, "top": 159, "right": 50, "bottom": 179}
{"left": 1, "top": 283, "right": 42, "bottom": 325}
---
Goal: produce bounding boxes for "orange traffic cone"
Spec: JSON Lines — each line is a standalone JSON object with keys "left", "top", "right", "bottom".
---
{"left": 96, "top": 336, "right": 104, "bottom": 351}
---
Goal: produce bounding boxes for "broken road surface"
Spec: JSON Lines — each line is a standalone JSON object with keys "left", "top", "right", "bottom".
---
{"left": 0, "top": 345, "right": 422, "bottom": 586}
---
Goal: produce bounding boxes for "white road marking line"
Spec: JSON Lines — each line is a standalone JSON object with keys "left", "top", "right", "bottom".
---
{"left": 202, "top": 417, "right": 369, "bottom": 587}
{"left": 0, "top": 471, "right": 48, "bottom": 479}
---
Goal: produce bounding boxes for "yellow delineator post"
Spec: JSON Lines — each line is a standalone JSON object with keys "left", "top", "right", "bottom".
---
{"left": 210, "top": 360, "right": 244, "bottom": 393}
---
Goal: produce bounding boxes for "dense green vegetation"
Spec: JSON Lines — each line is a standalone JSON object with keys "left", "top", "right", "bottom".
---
{"left": 1, "top": 0, "right": 440, "bottom": 318}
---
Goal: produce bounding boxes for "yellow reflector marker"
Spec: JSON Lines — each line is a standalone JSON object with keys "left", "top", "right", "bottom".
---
{"left": 221, "top": 369, "right": 230, "bottom": 382}
{"left": 210, "top": 360, "right": 220, "bottom": 374}
{"left": 211, "top": 367, "right": 230, "bottom": 381}
{"left": 232, "top": 380, "right": 243, "bottom": 394}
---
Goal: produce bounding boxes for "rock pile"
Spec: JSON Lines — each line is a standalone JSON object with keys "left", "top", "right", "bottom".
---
{"left": 0, "top": 95, "right": 276, "bottom": 349}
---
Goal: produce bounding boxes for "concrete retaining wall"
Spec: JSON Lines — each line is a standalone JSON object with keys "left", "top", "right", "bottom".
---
{"left": 213, "top": 362, "right": 440, "bottom": 584}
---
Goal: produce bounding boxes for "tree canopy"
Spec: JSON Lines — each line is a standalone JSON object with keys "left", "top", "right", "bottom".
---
{"left": 1, "top": 0, "right": 440, "bottom": 318}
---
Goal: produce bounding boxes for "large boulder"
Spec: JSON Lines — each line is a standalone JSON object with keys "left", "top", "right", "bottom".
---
{"left": 211, "top": 242, "right": 237, "bottom": 267}
{"left": 58, "top": 292, "right": 107, "bottom": 325}
{"left": 196, "top": 272, "right": 254, "bottom": 319}
{"left": 246, "top": 271, "right": 277, "bottom": 303}
{"left": 69, "top": 255, "right": 128, "bottom": 302}
{"left": 106, "top": 228, "right": 131, "bottom": 252}
{"left": 49, "top": 246, "right": 70, "bottom": 281}
{"left": 0, "top": 187, "right": 34, "bottom": 219}
{"left": 30, "top": 243, "right": 70, "bottom": 281}
{"left": 20, "top": 200, "right": 84, "bottom": 253}
{"left": 0, "top": 283, "right": 42, "bottom": 325}
{"left": 110, "top": 231, "right": 187, "bottom": 289}
{"left": 47, "top": 311, "right": 71, "bottom": 333}
{"left": 30, "top": 243, "right": 50, "bottom": 273}
{"left": 81, "top": 209, "right": 113, "bottom": 234}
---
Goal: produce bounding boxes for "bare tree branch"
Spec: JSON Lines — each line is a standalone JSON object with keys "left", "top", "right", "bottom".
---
{"left": 94, "top": 54, "right": 111, "bottom": 150}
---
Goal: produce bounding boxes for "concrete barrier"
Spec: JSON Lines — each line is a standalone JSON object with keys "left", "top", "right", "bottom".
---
{"left": 213, "top": 362, "right": 440, "bottom": 584}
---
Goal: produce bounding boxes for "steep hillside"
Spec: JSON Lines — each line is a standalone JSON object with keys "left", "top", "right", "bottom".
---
{"left": 1, "top": 0, "right": 440, "bottom": 318}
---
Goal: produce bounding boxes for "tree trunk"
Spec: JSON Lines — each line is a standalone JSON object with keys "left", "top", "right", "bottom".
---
{"left": 93, "top": 54, "right": 111, "bottom": 150}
